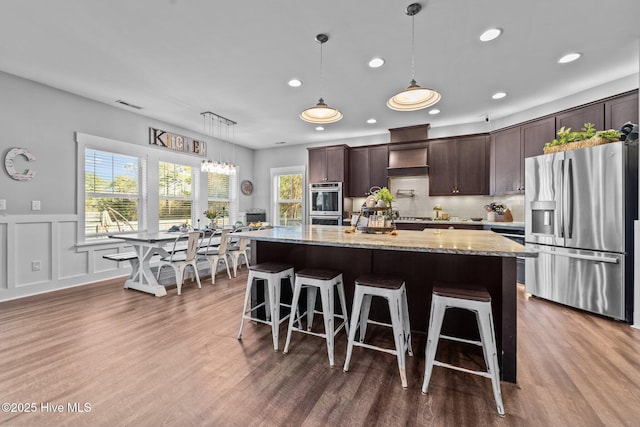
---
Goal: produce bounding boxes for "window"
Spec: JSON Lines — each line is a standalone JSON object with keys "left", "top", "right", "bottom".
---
{"left": 272, "top": 168, "right": 304, "bottom": 226}
{"left": 84, "top": 149, "right": 141, "bottom": 238}
{"left": 206, "top": 172, "right": 236, "bottom": 227}
{"left": 159, "top": 161, "right": 193, "bottom": 230}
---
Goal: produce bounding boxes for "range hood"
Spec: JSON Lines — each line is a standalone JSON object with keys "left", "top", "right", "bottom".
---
{"left": 387, "top": 141, "right": 428, "bottom": 176}
{"left": 387, "top": 124, "right": 429, "bottom": 176}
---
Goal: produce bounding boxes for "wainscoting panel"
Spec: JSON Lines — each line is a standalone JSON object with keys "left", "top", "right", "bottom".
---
{"left": 15, "top": 221, "right": 51, "bottom": 287}
{"left": 0, "top": 215, "right": 131, "bottom": 301}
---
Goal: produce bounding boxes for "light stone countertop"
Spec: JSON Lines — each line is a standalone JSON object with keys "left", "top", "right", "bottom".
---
{"left": 234, "top": 225, "right": 529, "bottom": 257}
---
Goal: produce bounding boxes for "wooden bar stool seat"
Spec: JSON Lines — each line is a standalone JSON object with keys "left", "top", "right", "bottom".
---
{"left": 237, "top": 262, "right": 299, "bottom": 351}
{"left": 283, "top": 269, "right": 349, "bottom": 367}
{"left": 422, "top": 283, "right": 505, "bottom": 416}
{"left": 343, "top": 274, "right": 412, "bottom": 388}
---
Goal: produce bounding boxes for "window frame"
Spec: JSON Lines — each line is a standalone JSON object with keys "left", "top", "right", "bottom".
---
{"left": 77, "top": 133, "right": 148, "bottom": 244}
{"left": 158, "top": 161, "right": 194, "bottom": 231}
{"left": 270, "top": 166, "right": 306, "bottom": 227}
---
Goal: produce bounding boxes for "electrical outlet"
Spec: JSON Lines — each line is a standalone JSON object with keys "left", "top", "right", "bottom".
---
{"left": 32, "top": 260, "right": 41, "bottom": 271}
{"left": 0, "top": 199, "right": 5, "bottom": 210}
{"left": 31, "top": 200, "right": 41, "bottom": 211}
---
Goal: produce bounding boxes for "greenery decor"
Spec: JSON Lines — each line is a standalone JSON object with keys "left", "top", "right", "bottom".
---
{"left": 544, "top": 123, "right": 621, "bottom": 153}
{"left": 375, "top": 187, "right": 394, "bottom": 204}
{"left": 204, "top": 209, "right": 219, "bottom": 221}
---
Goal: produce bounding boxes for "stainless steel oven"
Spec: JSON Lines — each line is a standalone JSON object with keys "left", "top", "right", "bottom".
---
{"left": 309, "top": 182, "right": 342, "bottom": 216}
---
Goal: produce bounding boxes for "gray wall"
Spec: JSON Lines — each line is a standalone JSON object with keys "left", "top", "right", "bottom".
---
{"left": 0, "top": 71, "right": 254, "bottom": 301}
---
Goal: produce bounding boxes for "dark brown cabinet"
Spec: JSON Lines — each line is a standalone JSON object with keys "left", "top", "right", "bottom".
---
{"left": 491, "top": 117, "right": 555, "bottom": 195}
{"left": 428, "top": 135, "right": 489, "bottom": 196}
{"left": 491, "top": 127, "right": 521, "bottom": 195}
{"left": 348, "top": 145, "right": 389, "bottom": 197}
{"left": 556, "top": 103, "right": 604, "bottom": 133}
{"left": 605, "top": 92, "right": 638, "bottom": 130}
{"left": 395, "top": 222, "right": 483, "bottom": 231}
{"left": 308, "top": 145, "right": 349, "bottom": 184}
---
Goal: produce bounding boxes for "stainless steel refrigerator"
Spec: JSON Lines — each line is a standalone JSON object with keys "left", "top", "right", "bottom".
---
{"left": 525, "top": 141, "right": 638, "bottom": 321}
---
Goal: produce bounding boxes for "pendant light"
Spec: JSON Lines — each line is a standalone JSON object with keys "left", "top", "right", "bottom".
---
{"left": 300, "top": 34, "right": 343, "bottom": 124}
{"left": 200, "top": 111, "right": 237, "bottom": 175}
{"left": 387, "top": 3, "right": 441, "bottom": 111}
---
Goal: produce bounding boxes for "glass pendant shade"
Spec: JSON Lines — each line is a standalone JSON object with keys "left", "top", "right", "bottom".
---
{"left": 300, "top": 98, "right": 343, "bottom": 124}
{"left": 387, "top": 79, "right": 441, "bottom": 111}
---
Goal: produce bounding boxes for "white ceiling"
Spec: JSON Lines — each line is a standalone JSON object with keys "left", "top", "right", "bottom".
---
{"left": 1, "top": 0, "right": 639, "bottom": 150}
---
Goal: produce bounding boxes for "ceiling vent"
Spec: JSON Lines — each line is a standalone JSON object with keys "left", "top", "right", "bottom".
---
{"left": 115, "top": 99, "right": 143, "bottom": 110}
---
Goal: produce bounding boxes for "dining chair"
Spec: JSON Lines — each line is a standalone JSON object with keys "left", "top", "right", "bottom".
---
{"left": 228, "top": 227, "right": 251, "bottom": 277}
{"left": 156, "top": 230, "right": 203, "bottom": 295}
{"left": 198, "top": 229, "right": 232, "bottom": 284}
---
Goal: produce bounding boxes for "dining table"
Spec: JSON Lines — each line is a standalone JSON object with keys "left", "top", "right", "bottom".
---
{"left": 109, "top": 231, "right": 189, "bottom": 297}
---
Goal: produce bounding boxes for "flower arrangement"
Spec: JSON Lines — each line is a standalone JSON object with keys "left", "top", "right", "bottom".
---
{"left": 375, "top": 187, "right": 394, "bottom": 204}
{"left": 204, "top": 209, "right": 219, "bottom": 221}
{"left": 484, "top": 202, "right": 506, "bottom": 214}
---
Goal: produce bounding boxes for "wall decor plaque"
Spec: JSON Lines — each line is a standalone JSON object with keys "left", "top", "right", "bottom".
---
{"left": 4, "top": 147, "right": 36, "bottom": 181}
{"left": 149, "top": 127, "right": 206, "bottom": 156}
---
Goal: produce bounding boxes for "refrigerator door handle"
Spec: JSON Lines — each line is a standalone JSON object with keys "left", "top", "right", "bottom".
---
{"left": 567, "top": 158, "right": 574, "bottom": 239}
{"left": 532, "top": 249, "right": 619, "bottom": 264}
{"left": 559, "top": 159, "right": 565, "bottom": 238}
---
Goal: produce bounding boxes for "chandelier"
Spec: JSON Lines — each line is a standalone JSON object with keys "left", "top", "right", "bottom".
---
{"left": 200, "top": 111, "right": 237, "bottom": 175}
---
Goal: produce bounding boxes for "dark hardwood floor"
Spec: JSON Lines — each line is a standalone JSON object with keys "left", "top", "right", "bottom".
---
{"left": 2, "top": 270, "right": 640, "bottom": 426}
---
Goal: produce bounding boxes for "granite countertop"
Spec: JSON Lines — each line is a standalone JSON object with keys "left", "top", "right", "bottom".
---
{"left": 234, "top": 225, "right": 529, "bottom": 257}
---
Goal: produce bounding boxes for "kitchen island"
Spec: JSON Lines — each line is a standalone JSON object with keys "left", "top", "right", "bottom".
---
{"left": 234, "top": 225, "right": 529, "bottom": 383}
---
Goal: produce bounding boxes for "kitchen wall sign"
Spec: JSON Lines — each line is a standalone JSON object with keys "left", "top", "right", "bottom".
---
{"left": 149, "top": 127, "right": 207, "bottom": 156}
{"left": 4, "top": 147, "right": 36, "bottom": 181}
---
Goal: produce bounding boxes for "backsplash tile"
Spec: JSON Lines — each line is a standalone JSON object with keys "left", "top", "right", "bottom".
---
{"left": 375, "top": 176, "right": 525, "bottom": 222}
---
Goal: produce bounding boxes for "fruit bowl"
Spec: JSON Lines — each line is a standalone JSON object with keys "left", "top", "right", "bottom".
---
{"left": 471, "top": 217, "right": 483, "bottom": 222}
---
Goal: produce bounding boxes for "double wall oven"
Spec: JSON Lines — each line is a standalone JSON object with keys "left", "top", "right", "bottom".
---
{"left": 309, "top": 182, "right": 343, "bottom": 225}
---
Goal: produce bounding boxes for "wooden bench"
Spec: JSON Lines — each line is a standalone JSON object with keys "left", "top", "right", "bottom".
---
{"left": 103, "top": 252, "right": 138, "bottom": 262}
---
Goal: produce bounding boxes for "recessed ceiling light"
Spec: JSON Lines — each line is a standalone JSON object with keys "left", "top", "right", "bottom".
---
{"left": 428, "top": 109, "right": 440, "bottom": 115}
{"left": 315, "top": 126, "right": 325, "bottom": 131}
{"left": 558, "top": 53, "right": 581, "bottom": 64}
{"left": 480, "top": 28, "right": 502, "bottom": 42}
{"left": 288, "top": 79, "right": 303, "bottom": 87}
{"left": 368, "top": 57, "right": 385, "bottom": 68}
{"left": 367, "top": 118, "right": 377, "bottom": 124}
{"left": 492, "top": 92, "right": 507, "bottom": 100}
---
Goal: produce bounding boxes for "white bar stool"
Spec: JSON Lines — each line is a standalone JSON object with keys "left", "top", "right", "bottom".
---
{"left": 283, "top": 269, "right": 349, "bottom": 367}
{"left": 343, "top": 274, "right": 412, "bottom": 388}
{"left": 422, "top": 284, "right": 505, "bottom": 416}
{"left": 237, "top": 262, "right": 298, "bottom": 351}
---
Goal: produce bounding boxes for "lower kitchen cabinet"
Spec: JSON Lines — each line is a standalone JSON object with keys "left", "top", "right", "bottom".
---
{"left": 395, "top": 222, "right": 483, "bottom": 231}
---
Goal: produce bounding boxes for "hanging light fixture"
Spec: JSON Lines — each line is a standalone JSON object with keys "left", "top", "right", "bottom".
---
{"left": 300, "top": 34, "right": 343, "bottom": 124}
{"left": 200, "top": 111, "right": 237, "bottom": 175}
{"left": 387, "top": 3, "right": 441, "bottom": 111}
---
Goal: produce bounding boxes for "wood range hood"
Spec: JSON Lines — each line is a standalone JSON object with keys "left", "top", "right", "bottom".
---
{"left": 387, "top": 124, "right": 429, "bottom": 177}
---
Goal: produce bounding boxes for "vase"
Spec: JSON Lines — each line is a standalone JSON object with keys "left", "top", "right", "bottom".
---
{"left": 376, "top": 200, "right": 386, "bottom": 207}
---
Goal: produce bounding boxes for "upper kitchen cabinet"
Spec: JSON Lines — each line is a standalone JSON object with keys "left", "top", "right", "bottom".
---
{"left": 348, "top": 144, "right": 389, "bottom": 197}
{"left": 555, "top": 103, "right": 604, "bottom": 133}
{"left": 429, "top": 135, "right": 490, "bottom": 196}
{"left": 491, "top": 127, "right": 522, "bottom": 195}
{"left": 308, "top": 145, "right": 349, "bottom": 184}
{"left": 490, "top": 117, "right": 555, "bottom": 195}
{"left": 605, "top": 91, "right": 638, "bottom": 130}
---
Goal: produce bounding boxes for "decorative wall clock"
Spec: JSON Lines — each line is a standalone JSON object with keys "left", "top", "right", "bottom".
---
{"left": 4, "top": 147, "right": 36, "bottom": 181}
{"left": 241, "top": 180, "right": 253, "bottom": 195}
